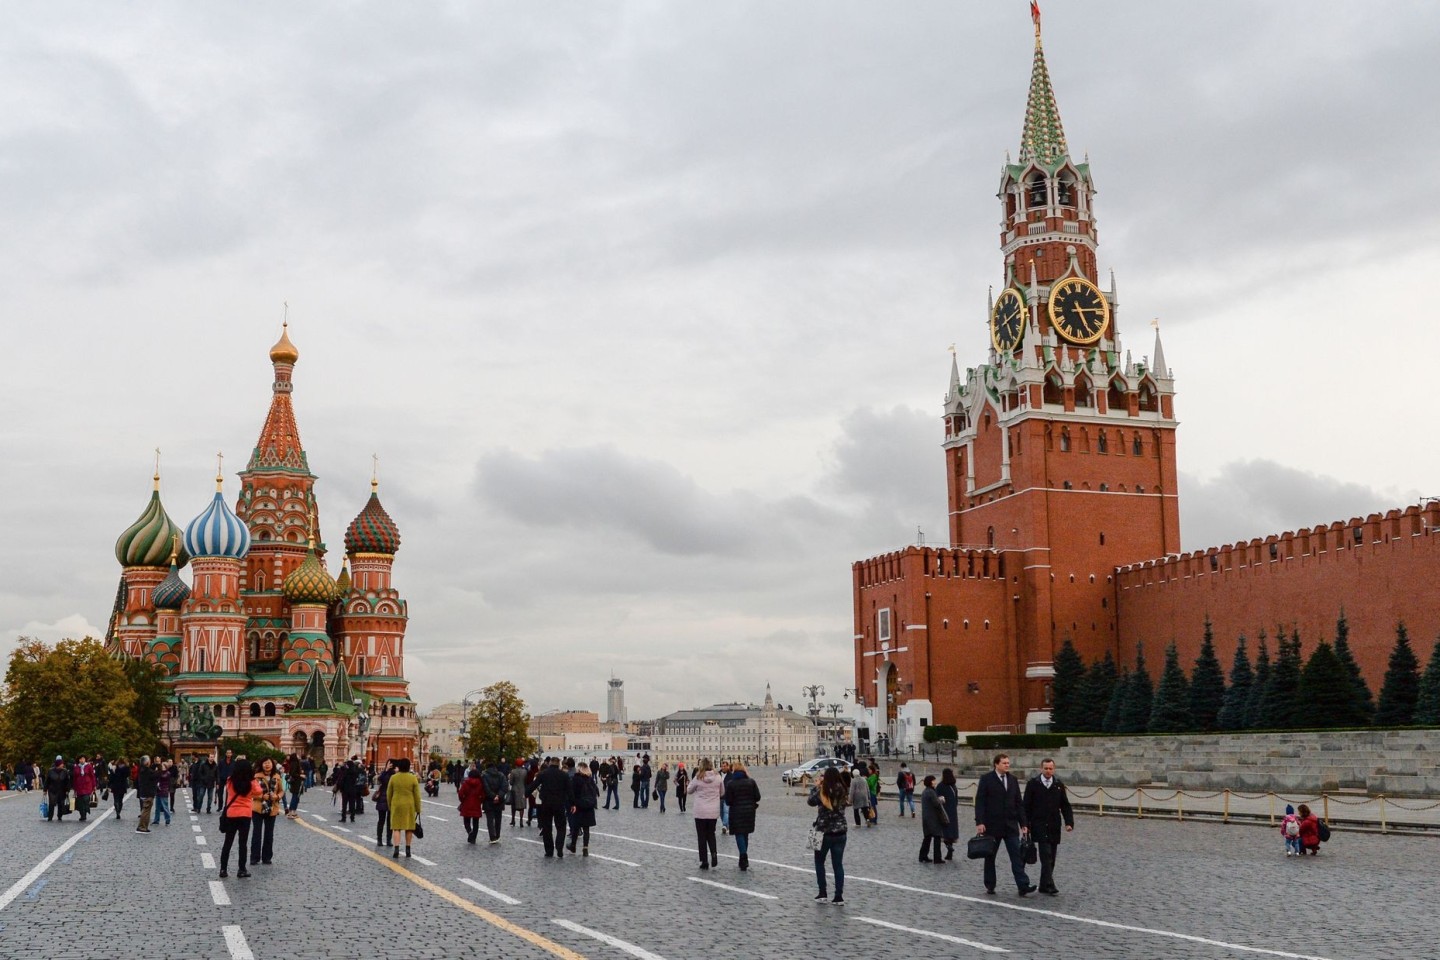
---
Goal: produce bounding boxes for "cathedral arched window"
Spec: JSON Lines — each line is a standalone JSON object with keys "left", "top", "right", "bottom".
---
{"left": 249, "top": 703, "right": 260, "bottom": 717}
{"left": 255, "top": 570, "right": 266, "bottom": 591}
{"left": 225, "top": 704, "right": 236, "bottom": 717}
{"left": 264, "top": 702, "right": 276, "bottom": 717}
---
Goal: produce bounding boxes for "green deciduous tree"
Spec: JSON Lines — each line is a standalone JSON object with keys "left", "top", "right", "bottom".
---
{"left": 1217, "top": 635, "right": 1253, "bottom": 731}
{"left": 1048, "top": 639, "right": 1086, "bottom": 732}
{"left": 1375, "top": 623, "right": 1421, "bottom": 726}
{"left": 1298, "top": 640, "right": 1357, "bottom": 726}
{"left": 1188, "top": 619, "right": 1226, "bottom": 732}
{"left": 463, "top": 681, "right": 538, "bottom": 764}
{"left": 1244, "top": 633, "right": 1272, "bottom": 729}
{"left": 1149, "top": 642, "right": 1192, "bottom": 733}
{"left": 1261, "top": 628, "right": 1303, "bottom": 729}
{"left": 1117, "top": 645, "right": 1153, "bottom": 734}
{"left": 0, "top": 637, "right": 159, "bottom": 764}
{"left": 1414, "top": 638, "right": 1440, "bottom": 726}
{"left": 1332, "top": 610, "right": 1374, "bottom": 724}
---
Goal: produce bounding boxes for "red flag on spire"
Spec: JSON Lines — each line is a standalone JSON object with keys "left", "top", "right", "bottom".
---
{"left": 1031, "top": 0, "right": 1041, "bottom": 32}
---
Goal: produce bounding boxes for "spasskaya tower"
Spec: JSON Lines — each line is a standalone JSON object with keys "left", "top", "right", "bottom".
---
{"left": 852, "top": 6, "right": 1179, "bottom": 744}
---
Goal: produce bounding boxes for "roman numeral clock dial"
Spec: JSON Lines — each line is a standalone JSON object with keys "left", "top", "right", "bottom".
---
{"left": 990, "top": 287, "right": 1026, "bottom": 353}
{"left": 1047, "top": 276, "right": 1111, "bottom": 345}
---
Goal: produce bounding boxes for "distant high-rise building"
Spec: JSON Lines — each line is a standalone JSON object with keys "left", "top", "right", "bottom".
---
{"left": 606, "top": 677, "right": 627, "bottom": 725}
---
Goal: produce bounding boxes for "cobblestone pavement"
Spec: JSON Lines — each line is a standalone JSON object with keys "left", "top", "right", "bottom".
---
{"left": 0, "top": 777, "right": 1429, "bottom": 959}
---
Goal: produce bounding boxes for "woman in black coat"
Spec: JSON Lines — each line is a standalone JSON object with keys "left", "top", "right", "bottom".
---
{"left": 721, "top": 762, "right": 761, "bottom": 870}
{"left": 567, "top": 766, "right": 600, "bottom": 856}
{"left": 937, "top": 768, "right": 961, "bottom": 861}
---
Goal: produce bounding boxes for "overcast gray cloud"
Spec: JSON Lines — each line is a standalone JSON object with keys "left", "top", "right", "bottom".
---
{"left": 2, "top": 2, "right": 1437, "bottom": 718}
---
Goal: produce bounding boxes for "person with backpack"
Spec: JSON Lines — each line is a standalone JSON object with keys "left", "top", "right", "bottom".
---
{"left": 44, "top": 757, "right": 71, "bottom": 822}
{"left": 1280, "top": 804, "right": 1302, "bottom": 856}
{"left": 896, "top": 763, "right": 916, "bottom": 818}
{"left": 1297, "top": 803, "right": 1323, "bottom": 855}
{"left": 481, "top": 760, "right": 509, "bottom": 844}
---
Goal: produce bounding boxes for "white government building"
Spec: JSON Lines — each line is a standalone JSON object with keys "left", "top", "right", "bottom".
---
{"left": 653, "top": 686, "right": 818, "bottom": 768}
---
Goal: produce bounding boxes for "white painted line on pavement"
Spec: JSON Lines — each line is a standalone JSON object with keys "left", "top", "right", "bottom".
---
{"left": 847, "top": 876, "right": 1336, "bottom": 960}
{"left": 855, "top": 917, "right": 1007, "bottom": 953}
{"left": 426, "top": 815, "right": 448, "bottom": 821}
{"left": 308, "top": 813, "right": 326, "bottom": 820}
{"left": 195, "top": 836, "right": 208, "bottom": 845}
{"left": 411, "top": 855, "right": 437, "bottom": 866}
{"left": 222, "top": 925, "right": 255, "bottom": 960}
{"left": 209, "top": 881, "right": 231, "bottom": 906}
{"left": 190, "top": 816, "right": 199, "bottom": 822}
{"left": 552, "top": 919, "right": 667, "bottom": 960}
{"left": 192, "top": 825, "right": 203, "bottom": 832}
{"left": 0, "top": 791, "right": 128, "bottom": 914}
{"left": 594, "top": 831, "right": 806, "bottom": 873}
{"left": 687, "top": 876, "right": 778, "bottom": 900}
{"left": 459, "top": 878, "right": 521, "bottom": 905}
{"left": 201, "top": 853, "right": 216, "bottom": 869}
{"left": 588, "top": 852, "right": 641, "bottom": 867}
{"left": 332, "top": 825, "right": 352, "bottom": 833}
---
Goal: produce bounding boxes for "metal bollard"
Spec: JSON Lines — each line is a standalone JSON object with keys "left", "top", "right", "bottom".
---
{"left": 1223, "top": 789, "right": 1230, "bottom": 824}
{"left": 1137, "top": 787, "right": 1144, "bottom": 820}
{"left": 1380, "top": 794, "right": 1387, "bottom": 834}
{"left": 1268, "top": 792, "right": 1275, "bottom": 825}
{"left": 1177, "top": 791, "right": 1183, "bottom": 822}
{"left": 1322, "top": 793, "right": 1329, "bottom": 823}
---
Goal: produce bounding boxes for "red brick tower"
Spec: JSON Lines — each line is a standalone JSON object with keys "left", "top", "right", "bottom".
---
{"left": 942, "top": 12, "right": 1180, "bottom": 725}
{"left": 852, "top": 10, "right": 1181, "bottom": 740}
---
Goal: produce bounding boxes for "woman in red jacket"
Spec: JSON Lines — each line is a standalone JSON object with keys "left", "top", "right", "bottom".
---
{"left": 458, "top": 768, "right": 485, "bottom": 844}
{"left": 1296, "top": 803, "right": 1321, "bottom": 855}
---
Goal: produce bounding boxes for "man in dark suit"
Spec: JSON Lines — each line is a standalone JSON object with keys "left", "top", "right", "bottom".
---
{"left": 1022, "top": 758, "right": 1075, "bottom": 895}
{"left": 973, "top": 752, "right": 1034, "bottom": 896}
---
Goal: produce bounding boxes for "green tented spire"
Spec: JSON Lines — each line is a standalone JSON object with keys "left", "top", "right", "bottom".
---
{"left": 1017, "top": 25, "right": 1070, "bottom": 167}
{"left": 329, "top": 658, "right": 355, "bottom": 706}
{"left": 293, "top": 662, "right": 337, "bottom": 713}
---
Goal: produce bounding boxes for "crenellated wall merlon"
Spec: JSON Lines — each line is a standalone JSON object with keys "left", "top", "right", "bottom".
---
{"left": 853, "top": 544, "right": 1007, "bottom": 588}
{"left": 1115, "top": 501, "right": 1440, "bottom": 588}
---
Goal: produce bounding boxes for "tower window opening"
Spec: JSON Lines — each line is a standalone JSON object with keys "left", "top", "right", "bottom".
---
{"left": 248, "top": 702, "right": 260, "bottom": 717}
{"left": 1059, "top": 429, "right": 1070, "bottom": 452}
{"left": 1099, "top": 532, "right": 1106, "bottom": 545}
{"left": 1133, "top": 435, "right": 1143, "bottom": 456}
{"left": 1097, "top": 431, "right": 1108, "bottom": 453}
{"left": 1063, "top": 480, "right": 1073, "bottom": 490}
{"left": 1044, "top": 374, "right": 1064, "bottom": 407}
{"left": 1099, "top": 483, "right": 1109, "bottom": 492}
{"left": 1027, "top": 172, "right": 1047, "bottom": 207}
{"left": 1075, "top": 377, "right": 1093, "bottom": 408}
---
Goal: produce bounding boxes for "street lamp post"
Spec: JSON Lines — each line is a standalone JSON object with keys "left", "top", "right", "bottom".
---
{"left": 458, "top": 688, "right": 488, "bottom": 761}
{"left": 801, "top": 685, "right": 825, "bottom": 757}
{"left": 354, "top": 698, "right": 376, "bottom": 774}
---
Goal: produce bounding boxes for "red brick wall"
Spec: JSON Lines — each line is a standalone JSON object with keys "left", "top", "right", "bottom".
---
{"left": 1116, "top": 503, "right": 1440, "bottom": 693}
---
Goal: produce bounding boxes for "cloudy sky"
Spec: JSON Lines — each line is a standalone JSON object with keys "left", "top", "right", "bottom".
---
{"left": 3, "top": 2, "right": 1437, "bottom": 720}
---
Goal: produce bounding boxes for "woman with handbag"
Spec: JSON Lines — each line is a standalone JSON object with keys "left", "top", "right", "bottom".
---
{"left": 386, "top": 757, "right": 422, "bottom": 859}
{"left": 807, "top": 766, "right": 849, "bottom": 904}
{"left": 249, "top": 757, "right": 285, "bottom": 866}
{"left": 219, "top": 760, "right": 260, "bottom": 879}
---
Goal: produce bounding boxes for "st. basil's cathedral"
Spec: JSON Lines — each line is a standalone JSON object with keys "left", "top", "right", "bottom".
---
{"left": 105, "top": 325, "right": 418, "bottom": 766}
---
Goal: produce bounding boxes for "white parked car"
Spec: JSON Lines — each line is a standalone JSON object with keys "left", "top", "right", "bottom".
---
{"left": 781, "top": 757, "right": 851, "bottom": 785}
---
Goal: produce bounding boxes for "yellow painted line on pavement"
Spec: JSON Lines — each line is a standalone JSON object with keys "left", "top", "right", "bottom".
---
{"left": 292, "top": 817, "right": 587, "bottom": 960}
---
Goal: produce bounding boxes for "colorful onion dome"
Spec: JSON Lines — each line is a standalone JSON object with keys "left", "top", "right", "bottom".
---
{"left": 153, "top": 556, "right": 191, "bottom": 609}
{"left": 344, "top": 481, "right": 401, "bottom": 555}
{"left": 334, "top": 560, "right": 352, "bottom": 597}
{"left": 269, "top": 321, "right": 299, "bottom": 364}
{"left": 115, "top": 474, "right": 189, "bottom": 568}
{"left": 283, "top": 543, "right": 338, "bottom": 604}
{"left": 184, "top": 472, "right": 251, "bottom": 559}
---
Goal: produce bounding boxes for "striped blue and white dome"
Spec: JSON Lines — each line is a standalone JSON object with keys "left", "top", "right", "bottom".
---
{"left": 184, "top": 491, "right": 251, "bottom": 559}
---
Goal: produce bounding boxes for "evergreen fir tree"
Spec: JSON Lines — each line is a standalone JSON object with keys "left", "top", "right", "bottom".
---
{"left": 1333, "top": 609, "right": 1375, "bottom": 724}
{"left": 1375, "top": 622, "right": 1421, "bottom": 726}
{"left": 1048, "top": 638, "right": 1087, "bottom": 732}
{"left": 1117, "top": 644, "right": 1153, "bottom": 734}
{"left": 1297, "top": 640, "right": 1354, "bottom": 727}
{"left": 1217, "top": 635, "right": 1253, "bottom": 731}
{"left": 1414, "top": 638, "right": 1440, "bottom": 726}
{"left": 1244, "top": 633, "right": 1271, "bottom": 729}
{"left": 1149, "top": 642, "right": 1193, "bottom": 733}
{"left": 1102, "top": 667, "right": 1128, "bottom": 733}
{"left": 1079, "top": 651, "right": 1119, "bottom": 732}
{"left": 1188, "top": 618, "right": 1226, "bottom": 731}
{"left": 1261, "top": 628, "right": 1303, "bottom": 729}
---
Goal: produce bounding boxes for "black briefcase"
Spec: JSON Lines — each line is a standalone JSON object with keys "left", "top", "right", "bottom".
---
{"left": 966, "top": 834, "right": 999, "bottom": 859}
{"left": 1019, "top": 836, "right": 1038, "bottom": 864}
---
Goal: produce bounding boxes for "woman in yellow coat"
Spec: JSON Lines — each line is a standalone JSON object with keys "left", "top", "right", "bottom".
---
{"left": 385, "top": 757, "right": 422, "bottom": 859}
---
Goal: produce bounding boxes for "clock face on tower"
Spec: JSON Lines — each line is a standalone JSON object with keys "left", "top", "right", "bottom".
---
{"left": 1047, "top": 276, "right": 1111, "bottom": 344}
{"left": 990, "top": 287, "right": 1026, "bottom": 353}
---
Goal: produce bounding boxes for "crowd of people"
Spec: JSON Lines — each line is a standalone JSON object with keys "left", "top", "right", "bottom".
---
{"left": 21, "top": 745, "right": 1331, "bottom": 900}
